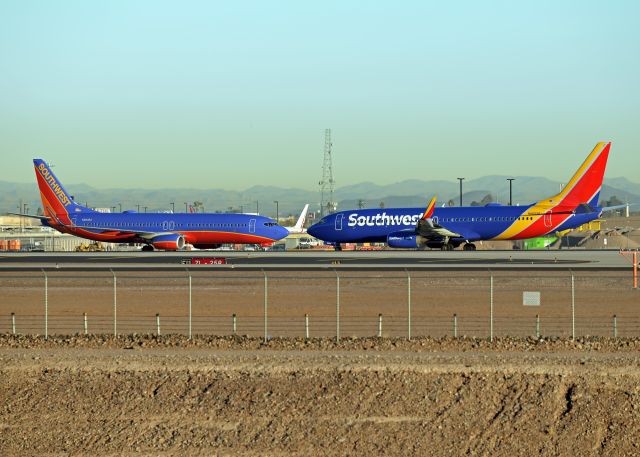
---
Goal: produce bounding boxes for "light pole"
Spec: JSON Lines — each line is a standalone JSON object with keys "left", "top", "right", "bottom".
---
{"left": 274, "top": 200, "right": 279, "bottom": 223}
{"left": 111, "top": 206, "right": 116, "bottom": 213}
{"left": 184, "top": 202, "right": 188, "bottom": 213}
{"left": 136, "top": 204, "right": 140, "bottom": 212}
{"left": 457, "top": 178, "right": 465, "bottom": 206}
{"left": 118, "top": 203, "right": 122, "bottom": 212}
{"left": 143, "top": 206, "right": 148, "bottom": 213}
{"left": 507, "top": 178, "right": 515, "bottom": 206}
{"left": 170, "top": 202, "right": 175, "bottom": 213}
{"left": 256, "top": 200, "right": 259, "bottom": 215}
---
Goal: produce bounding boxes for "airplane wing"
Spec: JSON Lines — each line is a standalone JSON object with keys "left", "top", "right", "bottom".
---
{"left": 416, "top": 217, "right": 463, "bottom": 239}
{"left": 600, "top": 203, "right": 633, "bottom": 213}
{"left": 7, "top": 212, "right": 51, "bottom": 222}
{"left": 415, "top": 196, "right": 464, "bottom": 240}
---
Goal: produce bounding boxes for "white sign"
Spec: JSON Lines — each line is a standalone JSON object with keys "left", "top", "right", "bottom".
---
{"left": 523, "top": 291, "right": 540, "bottom": 306}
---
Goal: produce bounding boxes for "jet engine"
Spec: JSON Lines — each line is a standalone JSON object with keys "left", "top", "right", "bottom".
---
{"left": 150, "top": 233, "right": 186, "bottom": 251}
{"left": 386, "top": 231, "right": 430, "bottom": 249}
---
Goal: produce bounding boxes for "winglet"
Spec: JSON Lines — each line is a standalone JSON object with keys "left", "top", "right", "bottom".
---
{"left": 421, "top": 196, "right": 437, "bottom": 220}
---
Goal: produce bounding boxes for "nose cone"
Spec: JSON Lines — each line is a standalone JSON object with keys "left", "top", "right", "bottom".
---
{"left": 307, "top": 222, "right": 322, "bottom": 239}
{"left": 274, "top": 224, "right": 289, "bottom": 241}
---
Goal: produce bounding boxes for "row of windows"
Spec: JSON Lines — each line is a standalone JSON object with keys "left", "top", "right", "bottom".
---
{"left": 442, "top": 216, "right": 535, "bottom": 223}
{"left": 90, "top": 222, "right": 250, "bottom": 228}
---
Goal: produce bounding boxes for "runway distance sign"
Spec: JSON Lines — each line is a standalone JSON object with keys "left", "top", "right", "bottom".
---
{"left": 523, "top": 291, "right": 541, "bottom": 306}
{"left": 181, "top": 257, "right": 227, "bottom": 265}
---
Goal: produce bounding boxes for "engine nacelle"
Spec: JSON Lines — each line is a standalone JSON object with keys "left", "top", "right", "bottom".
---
{"left": 387, "top": 231, "right": 417, "bottom": 248}
{"left": 150, "top": 233, "right": 186, "bottom": 251}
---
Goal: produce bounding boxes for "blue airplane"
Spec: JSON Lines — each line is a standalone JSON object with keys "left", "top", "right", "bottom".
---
{"left": 29, "top": 159, "right": 288, "bottom": 251}
{"left": 308, "top": 142, "right": 612, "bottom": 251}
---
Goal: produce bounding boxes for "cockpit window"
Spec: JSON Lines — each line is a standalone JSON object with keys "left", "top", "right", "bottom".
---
{"left": 264, "top": 222, "right": 278, "bottom": 227}
{"left": 319, "top": 218, "right": 327, "bottom": 224}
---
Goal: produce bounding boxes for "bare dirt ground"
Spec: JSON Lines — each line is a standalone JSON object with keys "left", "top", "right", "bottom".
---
{"left": 2, "top": 335, "right": 640, "bottom": 456}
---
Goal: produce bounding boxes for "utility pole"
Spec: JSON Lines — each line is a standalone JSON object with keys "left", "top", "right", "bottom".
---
{"left": 118, "top": 203, "right": 122, "bottom": 212}
{"left": 274, "top": 200, "right": 279, "bottom": 223}
{"left": 457, "top": 178, "right": 465, "bottom": 206}
{"left": 319, "top": 129, "right": 336, "bottom": 216}
{"left": 507, "top": 178, "right": 515, "bottom": 206}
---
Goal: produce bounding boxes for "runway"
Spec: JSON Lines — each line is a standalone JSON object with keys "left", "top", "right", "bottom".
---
{"left": 0, "top": 249, "right": 633, "bottom": 271}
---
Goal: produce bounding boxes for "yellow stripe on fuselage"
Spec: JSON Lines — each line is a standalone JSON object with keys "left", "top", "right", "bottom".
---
{"left": 490, "top": 211, "right": 545, "bottom": 240}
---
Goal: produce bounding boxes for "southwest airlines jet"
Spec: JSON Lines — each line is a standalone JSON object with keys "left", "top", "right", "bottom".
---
{"left": 308, "top": 142, "right": 611, "bottom": 251}
{"left": 30, "top": 159, "right": 288, "bottom": 250}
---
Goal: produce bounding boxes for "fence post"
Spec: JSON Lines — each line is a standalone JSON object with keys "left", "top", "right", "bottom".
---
{"left": 156, "top": 313, "right": 161, "bottom": 336}
{"left": 232, "top": 313, "right": 237, "bottom": 334}
{"left": 453, "top": 313, "right": 458, "bottom": 338}
{"left": 378, "top": 313, "right": 383, "bottom": 337}
{"left": 305, "top": 314, "right": 309, "bottom": 340}
{"left": 489, "top": 273, "right": 494, "bottom": 342}
{"left": 536, "top": 314, "right": 540, "bottom": 338}
{"left": 186, "top": 268, "right": 192, "bottom": 340}
{"left": 83, "top": 312, "right": 88, "bottom": 335}
{"left": 42, "top": 269, "right": 48, "bottom": 340}
{"left": 334, "top": 269, "right": 340, "bottom": 343}
{"left": 634, "top": 252, "right": 638, "bottom": 289}
{"left": 571, "top": 273, "right": 575, "bottom": 340}
{"left": 110, "top": 269, "right": 117, "bottom": 337}
{"left": 262, "top": 270, "right": 268, "bottom": 343}
{"left": 11, "top": 312, "right": 16, "bottom": 335}
{"left": 406, "top": 269, "right": 412, "bottom": 340}
{"left": 613, "top": 314, "right": 618, "bottom": 338}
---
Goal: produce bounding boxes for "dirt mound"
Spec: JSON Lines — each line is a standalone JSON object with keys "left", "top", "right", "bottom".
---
{"left": 2, "top": 337, "right": 640, "bottom": 456}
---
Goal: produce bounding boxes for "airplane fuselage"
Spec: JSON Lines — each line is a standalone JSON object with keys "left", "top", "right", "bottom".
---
{"left": 308, "top": 204, "right": 600, "bottom": 244}
{"left": 44, "top": 211, "right": 287, "bottom": 247}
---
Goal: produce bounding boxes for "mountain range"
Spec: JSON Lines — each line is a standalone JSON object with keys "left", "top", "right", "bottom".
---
{"left": 2, "top": 176, "right": 639, "bottom": 220}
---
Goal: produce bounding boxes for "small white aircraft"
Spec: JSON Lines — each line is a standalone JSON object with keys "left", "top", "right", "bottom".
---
{"left": 284, "top": 204, "right": 309, "bottom": 234}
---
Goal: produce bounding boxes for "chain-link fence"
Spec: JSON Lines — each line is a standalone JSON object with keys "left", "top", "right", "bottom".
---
{"left": 1, "top": 269, "right": 638, "bottom": 339}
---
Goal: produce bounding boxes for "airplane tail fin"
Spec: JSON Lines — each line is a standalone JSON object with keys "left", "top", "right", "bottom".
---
{"left": 33, "top": 159, "right": 91, "bottom": 222}
{"left": 293, "top": 204, "right": 309, "bottom": 231}
{"left": 421, "top": 196, "right": 437, "bottom": 220}
{"left": 541, "top": 142, "right": 611, "bottom": 209}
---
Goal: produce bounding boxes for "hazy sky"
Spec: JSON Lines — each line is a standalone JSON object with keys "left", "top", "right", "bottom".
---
{"left": 1, "top": 1, "right": 639, "bottom": 190}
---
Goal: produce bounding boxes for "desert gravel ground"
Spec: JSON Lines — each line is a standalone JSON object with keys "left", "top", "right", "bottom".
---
{"left": 1, "top": 336, "right": 640, "bottom": 456}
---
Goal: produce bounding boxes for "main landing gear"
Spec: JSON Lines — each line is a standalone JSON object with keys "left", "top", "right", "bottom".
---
{"left": 141, "top": 245, "right": 154, "bottom": 252}
{"left": 463, "top": 243, "right": 477, "bottom": 251}
{"left": 441, "top": 243, "right": 455, "bottom": 251}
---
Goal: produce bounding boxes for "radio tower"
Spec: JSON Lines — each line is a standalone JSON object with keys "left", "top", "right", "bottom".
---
{"left": 319, "top": 129, "right": 336, "bottom": 217}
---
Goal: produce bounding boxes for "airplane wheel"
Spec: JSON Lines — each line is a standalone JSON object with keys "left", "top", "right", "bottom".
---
{"left": 463, "top": 243, "right": 476, "bottom": 251}
{"left": 141, "top": 245, "right": 154, "bottom": 252}
{"left": 441, "top": 243, "right": 454, "bottom": 251}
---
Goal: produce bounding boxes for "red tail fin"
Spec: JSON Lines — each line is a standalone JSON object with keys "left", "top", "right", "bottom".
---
{"left": 542, "top": 142, "right": 610, "bottom": 208}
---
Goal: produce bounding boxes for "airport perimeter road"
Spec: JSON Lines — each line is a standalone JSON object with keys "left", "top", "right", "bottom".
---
{"left": 0, "top": 249, "right": 634, "bottom": 270}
